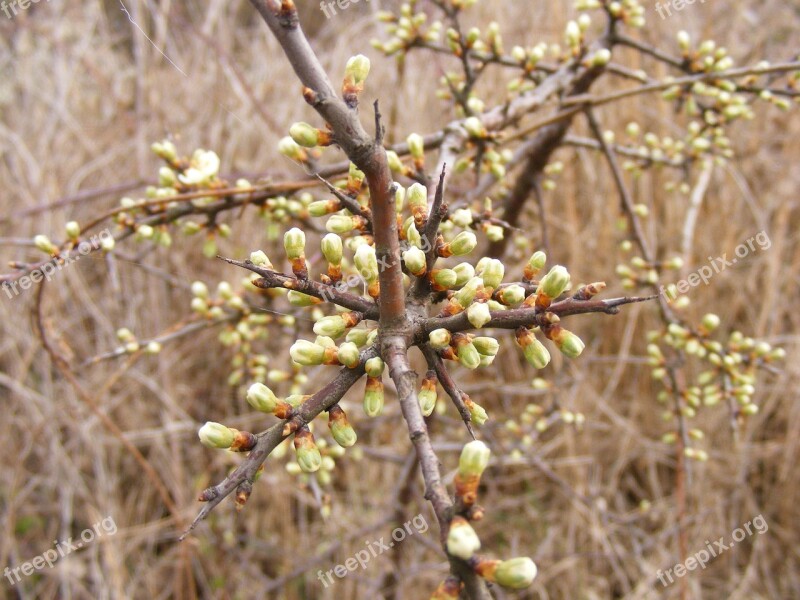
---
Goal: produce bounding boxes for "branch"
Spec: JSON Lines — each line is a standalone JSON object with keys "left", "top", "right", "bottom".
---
{"left": 181, "top": 345, "right": 376, "bottom": 539}
{"left": 218, "top": 256, "right": 379, "bottom": 318}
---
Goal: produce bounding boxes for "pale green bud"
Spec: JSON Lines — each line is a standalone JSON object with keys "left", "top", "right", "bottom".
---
{"left": 455, "top": 277, "right": 484, "bottom": 306}
{"left": 458, "top": 440, "right": 491, "bottom": 477}
{"left": 457, "top": 340, "right": 481, "bottom": 370}
{"left": 446, "top": 517, "right": 481, "bottom": 560}
{"left": 467, "top": 398, "right": 489, "bottom": 425}
{"left": 328, "top": 406, "right": 357, "bottom": 447}
{"left": 432, "top": 269, "right": 457, "bottom": 290}
{"left": 524, "top": 338, "right": 551, "bottom": 369}
{"left": 453, "top": 262, "right": 476, "bottom": 287}
{"left": 278, "top": 136, "right": 305, "bottom": 160}
{"left": 326, "top": 214, "right": 359, "bottom": 234}
{"left": 33, "top": 235, "right": 57, "bottom": 255}
{"left": 539, "top": 265, "right": 571, "bottom": 298}
{"left": 295, "top": 435, "right": 322, "bottom": 473}
{"left": 346, "top": 328, "right": 370, "bottom": 347}
{"left": 494, "top": 557, "right": 537, "bottom": 589}
{"left": 354, "top": 244, "right": 379, "bottom": 282}
{"left": 481, "top": 259, "right": 505, "bottom": 290}
{"left": 65, "top": 221, "right": 81, "bottom": 240}
{"left": 702, "top": 313, "right": 721, "bottom": 331}
{"left": 497, "top": 284, "right": 525, "bottom": 306}
{"left": 284, "top": 227, "right": 306, "bottom": 259}
{"left": 365, "top": 356, "right": 385, "bottom": 377}
{"left": 403, "top": 246, "right": 427, "bottom": 276}
{"left": 429, "top": 328, "right": 452, "bottom": 349}
{"left": 288, "top": 291, "right": 320, "bottom": 307}
{"left": 464, "top": 116, "right": 486, "bottom": 138}
{"left": 387, "top": 151, "right": 404, "bottom": 174}
{"left": 407, "top": 182, "right": 428, "bottom": 214}
{"left": 337, "top": 341, "right": 361, "bottom": 368}
{"left": 290, "top": 340, "right": 326, "bottom": 366}
{"left": 246, "top": 382, "right": 280, "bottom": 413}
{"left": 449, "top": 231, "right": 477, "bottom": 256}
{"left": 289, "top": 122, "right": 320, "bottom": 148}
{"left": 473, "top": 336, "right": 499, "bottom": 356}
{"left": 407, "top": 133, "right": 425, "bottom": 160}
{"left": 101, "top": 236, "right": 116, "bottom": 252}
{"left": 198, "top": 421, "right": 235, "bottom": 449}
{"left": 451, "top": 208, "right": 473, "bottom": 228}
{"left": 191, "top": 281, "right": 208, "bottom": 298}
{"left": 314, "top": 315, "right": 348, "bottom": 339}
{"left": 249, "top": 250, "right": 273, "bottom": 269}
{"left": 344, "top": 54, "right": 371, "bottom": 86}
{"left": 467, "top": 302, "right": 492, "bottom": 329}
{"left": 363, "top": 377, "right": 385, "bottom": 417}
{"left": 554, "top": 329, "right": 585, "bottom": 358}
{"left": 320, "top": 233, "right": 343, "bottom": 265}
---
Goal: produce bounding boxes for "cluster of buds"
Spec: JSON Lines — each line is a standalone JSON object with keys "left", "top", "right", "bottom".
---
{"left": 649, "top": 313, "right": 784, "bottom": 460}
{"left": 372, "top": 4, "right": 442, "bottom": 56}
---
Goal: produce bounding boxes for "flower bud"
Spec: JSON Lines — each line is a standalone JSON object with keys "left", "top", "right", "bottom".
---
{"left": 328, "top": 405, "right": 357, "bottom": 447}
{"left": 453, "top": 262, "right": 476, "bottom": 287}
{"left": 33, "top": 235, "right": 58, "bottom": 255}
{"left": 337, "top": 341, "right": 361, "bottom": 368}
{"left": 283, "top": 227, "right": 306, "bottom": 260}
{"left": 472, "top": 336, "right": 499, "bottom": 356}
{"left": 101, "top": 236, "right": 115, "bottom": 252}
{"left": 344, "top": 54, "right": 370, "bottom": 87}
{"left": 346, "top": 328, "right": 371, "bottom": 347}
{"left": 290, "top": 339, "right": 326, "bottom": 366}
{"left": 496, "top": 284, "right": 525, "bottom": 306}
{"left": 701, "top": 313, "right": 721, "bottom": 332}
{"left": 407, "top": 133, "right": 425, "bottom": 160}
{"left": 464, "top": 116, "right": 486, "bottom": 138}
{"left": 467, "top": 302, "right": 492, "bottom": 329}
{"left": 451, "top": 208, "right": 473, "bottom": 228}
{"left": 278, "top": 136, "right": 307, "bottom": 161}
{"left": 320, "top": 233, "right": 344, "bottom": 266}
{"left": 419, "top": 372, "right": 438, "bottom": 417}
{"left": 482, "top": 557, "right": 538, "bottom": 589}
{"left": 403, "top": 246, "right": 427, "bottom": 276}
{"left": 446, "top": 516, "right": 481, "bottom": 560}
{"left": 354, "top": 244, "right": 379, "bottom": 282}
{"left": 65, "top": 221, "right": 81, "bottom": 241}
{"left": 407, "top": 182, "right": 429, "bottom": 224}
{"left": 288, "top": 291, "right": 322, "bottom": 307}
{"left": 548, "top": 326, "right": 585, "bottom": 358}
{"left": 387, "top": 151, "right": 405, "bottom": 174}
{"left": 429, "top": 328, "right": 452, "bottom": 349}
{"left": 363, "top": 375, "right": 385, "bottom": 417}
{"left": 198, "top": 421, "right": 235, "bottom": 449}
{"left": 191, "top": 281, "right": 208, "bottom": 298}
{"left": 516, "top": 328, "right": 551, "bottom": 369}
{"left": 453, "top": 334, "right": 481, "bottom": 370}
{"left": 246, "top": 382, "right": 280, "bottom": 413}
{"left": 365, "top": 356, "right": 384, "bottom": 377}
{"left": 249, "top": 250, "right": 273, "bottom": 269}
{"left": 431, "top": 269, "right": 457, "bottom": 291}
{"left": 455, "top": 277, "right": 484, "bottom": 307}
{"left": 464, "top": 395, "right": 488, "bottom": 425}
{"left": 294, "top": 427, "right": 322, "bottom": 472}
{"left": 441, "top": 231, "right": 477, "bottom": 257}
{"left": 458, "top": 440, "right": 491, "bottom": 477}
{"left": 289, "top": 122, "right": 322, "bottom": 148}
{"left": 539, "top": 265, "right": 571, "bottom": 298}
{"left": 151, "top": 139, "right": 177, "bottom": 163}
{"left": 481, "top": 259, "right": 505, "bottom": 290}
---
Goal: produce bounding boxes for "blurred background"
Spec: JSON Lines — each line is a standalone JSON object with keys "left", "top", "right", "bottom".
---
{"left": 0, "top": 0, "right": 799, "bottom": 598}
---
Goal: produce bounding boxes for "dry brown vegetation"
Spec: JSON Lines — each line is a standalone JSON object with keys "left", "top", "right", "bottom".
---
{"left": 1, "top": 1, "right": 799, "bottom": 598}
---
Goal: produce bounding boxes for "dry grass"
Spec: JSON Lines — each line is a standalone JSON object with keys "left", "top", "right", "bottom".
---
{"left": 1, "top": 1, "right": 799, "bottom": 598}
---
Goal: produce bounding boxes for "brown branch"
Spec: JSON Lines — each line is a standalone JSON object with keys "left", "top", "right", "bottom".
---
{"left": 421, "top": 343, "right": 475, "bottom": 439}
{"left": 181, "top": 345, "right": 376, "bottom": 539}
{"left": 422, "top": 294, "right": 656, "bottom": 338}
